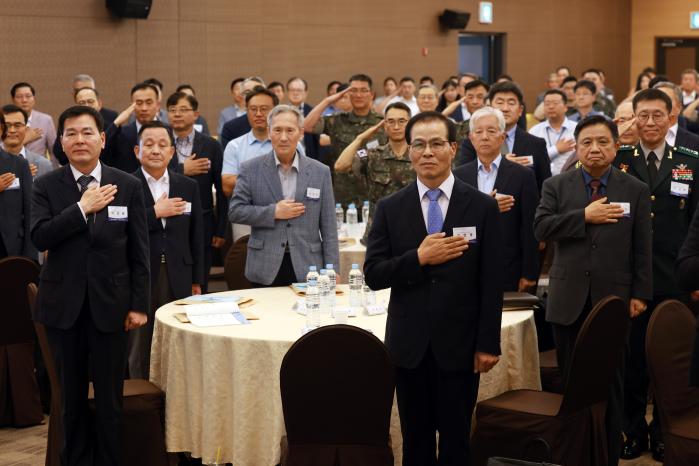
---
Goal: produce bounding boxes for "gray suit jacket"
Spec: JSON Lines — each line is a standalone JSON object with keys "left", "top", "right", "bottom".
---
{"left": 534, "top": 167, "right": 653, "bottom": 325}
{"left": 229, "top": 151, "right": 339, "bottom": 284}
{"left": 24, "top": 149, "right": 53, "bottom": 178}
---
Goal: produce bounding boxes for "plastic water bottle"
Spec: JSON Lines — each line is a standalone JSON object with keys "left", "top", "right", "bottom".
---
{"left": 335, "top": 203, "right": 344, "bottom": 230}
{"left": 363, "top": 282, "right": 376, "bottom": 306}
{"left": 306, "top": 265, "right": 319, "bottom": 285}
{"left": 305, "top": 278, "right": 320, "bottom": 328}
{"left": 349, "top": 264, "right": 363, "bottom": 309}
{"left": 318, "top": 269, "right": 331, "bottom": 316}
{"left": 347, "top": 203, "right": 359, "bottom": 237}
{"left": 325, "top": 264, "right": 337, "bottom": 307}
{"left": 362, "top": 200, "right": 370, "bottom": 224}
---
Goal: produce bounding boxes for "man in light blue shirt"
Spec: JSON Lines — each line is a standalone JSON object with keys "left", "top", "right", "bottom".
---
{"left": 477, "top": 153, "right": 501, "bottom": 194}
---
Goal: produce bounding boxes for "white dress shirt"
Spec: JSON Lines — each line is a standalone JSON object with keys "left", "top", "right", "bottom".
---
{"left": 416, "top": 173, "right": 454, "bottom": 232}
{"left": 460, "top": 102, "right": 471, "bottom": 121}
{"left": 683, "top": 90, "right": 697, "bottom": 106}
{"left": 70, "top": 162, "right": 102, "bottom": 222}
{"left": 666, "top": 122, "right": 678, "bottom": 148}
{"left": 142, "top": 167, "right": 170, "bottom": 227}
{"left": 529, "top": 118, "right": 577, "bottom": 175}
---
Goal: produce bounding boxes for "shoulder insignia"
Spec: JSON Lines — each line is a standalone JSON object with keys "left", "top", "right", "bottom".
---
{"left": 575, "top": 160, "right": 583, "bottom": 169}
{"left": 674, "top": 146, "right": 699, "bottom": 158}
{"left": 618, "top": 145, "right": 635, "bottom": 151}
{"left": 619, "top": 163, "right": 629, "bottom": 173}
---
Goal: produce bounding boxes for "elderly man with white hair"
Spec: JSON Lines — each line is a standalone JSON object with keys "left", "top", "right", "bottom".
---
{"left": 454, "top": 106, "right": 540, "bottom": 292}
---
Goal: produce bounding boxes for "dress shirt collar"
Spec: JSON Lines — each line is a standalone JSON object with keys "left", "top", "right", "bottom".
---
{"left": 174, "top": 128, "right": 195, "bottom": 143}
{"left": 417, "top": 172, "right": 455, "bottom": 201}
{"left": 505, "top": 125, "right": 517, "bottom": 143}
{"left": 142, "top": 167, "right": 169, "bottom": 186}
{"left": 246, "top": 130, "right": 270, "bottom": 145}
{"left": 27, "top": 111, "right": 33, "bottom": 126}
{"left": 19, "top": 146, "right": 27, "bottom": 158}
{"left": 544, "top": 118, "right": 575, "bottom": 132}
{"left": 666, "top": 123, "right": 678, "bottom": 147}
{"left": 581, "top": 166, "right": 611, "bottom": 186}
{"left": 477, "top": 154, "right": 502, "bottom": 173}
{"left": 70, "top": 161, "right": 102, "bottom": 185}
{"left": 640, "top": 141, "right": 666, "bottom": 160}
{"left": 274, "top": 151, "right": 300, "bottom": 171}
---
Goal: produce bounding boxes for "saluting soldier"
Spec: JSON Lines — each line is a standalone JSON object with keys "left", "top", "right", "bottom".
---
{"left": 334, "top": 102, "right": 415, "bottom": 238}
{"left": 613, "top": 88, "right": 699, "bottom": 462}
{"left": 304, "top": 74, "right": 385, "bottom": 220}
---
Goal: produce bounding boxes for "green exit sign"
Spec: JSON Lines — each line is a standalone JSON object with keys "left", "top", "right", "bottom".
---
{"left": 691, "top": 11, "right": 699, "bottom": 29}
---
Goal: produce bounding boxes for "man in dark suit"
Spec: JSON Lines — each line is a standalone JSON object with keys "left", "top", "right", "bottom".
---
{"left": 454, "top": 106, "right": 539, "bottom": 292}
{"left": 129, "top": 121, "right": 204, "bottom": 379}
{"left": 654, "top": 81, "right": 699, "bottom": 153}
{"left": 613, "top": 89, "right": 699, "bottom": 461}
{"left": 166, "top": 92, "right": 227, "bottom": 292}
{"left": 459, "top": 81, "right": 552, "bottom": 192}
{"left": 676, "top": 207, "right": 699, "bottom": 387}
{"left": 0, "top": 122, "right": 34, "bottom": 259}
{"left": 286, "top": 77, "right": 321, "bottom": 160}
{"left": 535, "top": 115, "right": 652, "bottom": 466}
{"left": 364, "top": 111, "right": 503, "bottom": 465}
{"left": 101, "top": 82, "right": 162, "bottom": 173}
{"left": 31, "top": 106, "right": 149, "bottom": 466}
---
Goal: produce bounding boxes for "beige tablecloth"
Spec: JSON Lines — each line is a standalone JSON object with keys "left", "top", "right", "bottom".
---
{"left": 150, "top": 286, "right": 540, "bottom": 466}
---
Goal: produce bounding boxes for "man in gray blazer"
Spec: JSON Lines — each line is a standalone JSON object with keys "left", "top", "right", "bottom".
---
{"left": 2, "top": 105, "right": 53, "bottom": 179}
{"left": 534, "top": 115, "right": 653, "bottom": 466}
{"left": 229, "top": 105, "right": 339, "bottom": 286}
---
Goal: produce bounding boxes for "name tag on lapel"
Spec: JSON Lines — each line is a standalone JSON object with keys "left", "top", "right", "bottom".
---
{"left": 183, "top": 202, "right": 192, "bottom": 215}
{"left": 522, "top": 155, "right": 534, "bottom": 166}
{"left": 306, "top": 187, "right": 320, "bottom": 200}
{"left": 610, "top": 202, "right": 631, "bottom": 217}
{"left": 107, "top": 206, "right": 128, "bottom": 222}
{"left": 6, "top": 177, "right": 20, "bottom": 190}
{"left": 453, "top": 226, "right": 477, "bottom": 243}
{"left": 670, "top": 181, "right": 689, "bottom": 198}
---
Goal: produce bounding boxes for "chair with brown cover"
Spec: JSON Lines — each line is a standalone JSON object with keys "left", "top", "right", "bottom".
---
{"left": 470, "top": 295, "right": 629, "bottom": 466}
{"left": 0, "top": 257, "right": 42, "bottom": 427}
{"left": 646, "top": 299, "right": 699, "bottom": 466}
{"left": 28, "top": 284, "right": 169, "bottom": 466}
{"left": 280, "top": 324, "right": 394, "bottom": 466}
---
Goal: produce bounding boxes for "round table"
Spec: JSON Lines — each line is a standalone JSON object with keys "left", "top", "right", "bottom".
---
{"left": 150, "top": 286, "right": 541, "bottom": 466}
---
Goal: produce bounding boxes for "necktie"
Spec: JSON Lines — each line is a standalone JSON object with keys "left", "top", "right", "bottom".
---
{"left": 78, "top": 175, "right": 94, "bottom": 193}
{"left": 500, "top": 135, "right": 510, "bottom": 155}
{"left": 426, "top": 189, "right": 443, "bottom": 234}
{"left": 647, "top": 151, "right": 658, "bottom": 186}
{"left": 588, "top": 178, "right": 603, "bottom": 202}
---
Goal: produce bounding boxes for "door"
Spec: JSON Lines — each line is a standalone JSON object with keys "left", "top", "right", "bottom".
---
{"left": 458, "top": 33, "right": 504, "bottom": 82}
{"left": 656, "top": 38, "right": 699, "bottom": 81}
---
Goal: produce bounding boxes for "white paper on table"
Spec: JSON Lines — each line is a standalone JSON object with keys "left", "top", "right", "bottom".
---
{"left": 294, "top": 300, "right": 359, "bottom": 317}
{"left": 186, "top": 302, "right": 247, "bottom": 327}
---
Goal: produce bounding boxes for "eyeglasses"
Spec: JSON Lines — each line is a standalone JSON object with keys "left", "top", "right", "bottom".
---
{"left": 636, "top": 112, "right": 668, "bottom": 123}
{"left": 4, "top": 122, "right": 26, "bottom": 130}
{"left": 77, "top": 99, "right": 98, "bottom": 106}
{"left": 409, "top": 138, "right": 450, "bottom": 153}
{"left": 349, "top": 88, "right": 372, "bottom": 94}
{"left": 167, "top": 107, "right": 194, "bottom": 114}
{"left": 385, "top": 118, "right": 409, "bottom": 127}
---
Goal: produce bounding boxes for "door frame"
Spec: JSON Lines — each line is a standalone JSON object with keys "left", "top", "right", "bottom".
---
{"left": 655, "top": 37, "right": 699, "bottom": 75}
{"left": 458, "top": 32, "right": 506, "bottom": 82}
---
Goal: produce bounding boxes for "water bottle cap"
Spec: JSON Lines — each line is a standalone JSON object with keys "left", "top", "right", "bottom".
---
{"left": 309, "top": 266, "right": 317, "bottom": 271}
{"left": 320, "top": 269, "right": 327, "bottom": 274}
{"left": 352, "top": 264, "right": 359, "bottom": 269}
{"left": 326, "top": 264, "right": 334, "bottom": 269}
{"left": 348, "top": 203, "right": 356, "bottom": 209}
{"left": 364, "top": 201, "right": 369, "bottom": 205}
{"left": 336, "top": 203, "right": 341, "bottom": 208}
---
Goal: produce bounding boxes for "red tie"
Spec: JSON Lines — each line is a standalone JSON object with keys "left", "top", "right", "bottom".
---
{"left": 589, "top": 178, "right": 603, "bottom": 202}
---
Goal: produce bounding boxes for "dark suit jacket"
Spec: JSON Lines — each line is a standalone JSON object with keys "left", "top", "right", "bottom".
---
{"left": 219, "top": 115, "right": 251, "bottom": 150}
{"left": 452, "top": 105, "right": 465, "bottom": 122}
{"left": 675, "top": 126, "right": 699, "bottom": 152}
{"left": 302, "top": 103, "right": 321, "bottom": 161}
{"left": 102, "top": 122, "right": 140, "bottom": 173}
{"left": 534, "top": 167, "right": 653, "bottom": 325}
{"left": 0, "top": 151, "right": 35, "bottom": 258}
{"left": 134, "top": 169, "right": 204, "bottom": 298}
{"left": 101, "top": 108, "right": 118, "bottom": 128}
{"left": 454, "top": 157, "right": 539, "bottom": 290}
{"left": 31, "top": 164, "right": 150, "bottom": 332}
{"left": 675, "top": 206, "right": 699, "bottom": 386}
{"left": 172, "top": 131, "right": 227, "bottom": 238}
{"left": 459, "top": 127, "right": 552, "bottom": 192}
{"left": 364, "top": 177, "right": 504, "bottom": 371}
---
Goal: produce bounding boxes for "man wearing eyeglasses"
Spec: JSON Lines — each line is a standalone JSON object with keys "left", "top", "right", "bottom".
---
{"left": 364, "top": 111, "right": 503, "bottom": 465}
{"left": 1, "top": 105, "right": 53, "bottom": 179}
{"left": 304, "top": 73, "right": 385, "bottom": 220}
{"left": 613, "top": 88, "right": 699, "bottom": 462}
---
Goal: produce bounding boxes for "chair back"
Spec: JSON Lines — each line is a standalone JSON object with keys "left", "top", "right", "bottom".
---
{"left": 646, "top": 300, "right": 699, "bottom": 427}
{"left": 0, "top": 257, "right": 39, "bottom": 345}
{"left": 280, "top": 324, "right": 394, "bottom": 446}
{"left": 558, "top": 295, "right": 629, "bottom": 417}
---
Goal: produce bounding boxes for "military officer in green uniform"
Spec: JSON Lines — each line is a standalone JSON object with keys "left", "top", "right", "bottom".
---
{"left": 613, "top": 88, "right": 699, "bottom": 462}
{"left": 335, "top": 102, "right": 415, "bottom": 239}
{"left": 304, "top": 74, "right": 385, "bottom": 220}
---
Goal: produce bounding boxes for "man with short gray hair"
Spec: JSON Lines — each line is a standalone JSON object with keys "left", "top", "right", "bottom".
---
{"left": 72, "top": 74, "right": 96, "bottom": 93}
{"left": 229, "top": 105, "right": 339, "bottom": 286}
{"left": 454, "top": 107, "right": 539, "bottom": 292}
{"left": 653, "top": 81, "right": 699, "bottom": 152}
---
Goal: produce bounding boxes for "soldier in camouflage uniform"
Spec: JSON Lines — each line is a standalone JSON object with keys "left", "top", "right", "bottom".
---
{"left": 612, "top": 89, "right": 699, "bottom": 461}
{"left": 335, "top": 102, "right": 415, "bottom": 238}
{"left": 303, "top": 74, "right": 385, "bottom": 219}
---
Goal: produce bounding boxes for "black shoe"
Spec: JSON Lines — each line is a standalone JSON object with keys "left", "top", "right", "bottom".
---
{"left": 620, "top": 436, "right": 647, "bottom": 460}
{"left": 651, "top": 439, "right": 665, "bottom": 462}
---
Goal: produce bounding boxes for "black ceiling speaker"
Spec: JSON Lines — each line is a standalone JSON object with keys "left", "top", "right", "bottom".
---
{"left": 438, "top": 9, "right": 470, "bottom": 30}
{"left": 107, "top": 0, "right": 153, "bottom": 19}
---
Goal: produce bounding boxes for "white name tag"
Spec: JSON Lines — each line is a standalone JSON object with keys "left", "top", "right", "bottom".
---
{"left": 366, "top": 139, "right": 380, "bottom": 150}
{"left": 107, "top": 206, "right": 128, "bottom": 222}
{"left": 183, "top": 202, "right": 192, "bottom": 215}
{"left": 356, "top": 149, "right": 368, "bottom": 158}
{"left": 193, "top": 124, "right": 203, "bottom": 133}
{"left": 610, "top": 201, "right": 631, "bottom": 217}
{"left": 670, "top": 181, "right": 690, "bottom": 198}
{"left": 6, "top": 177, "right": 20, "bottom": 190}
{"left": 366, "top": 304, "right": 387, "bottom": 316}
{"left": 522, "top": 155, "right": 534, "bottom": 166}
{"left": 453, "top": 226, "right": 477, "bottom": 243}
{"left": 306, "top": 187, "right": 321, "bottom": 199}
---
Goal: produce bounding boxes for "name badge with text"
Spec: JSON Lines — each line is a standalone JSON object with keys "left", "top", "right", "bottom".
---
{"left": 670, "top": 181, "right": 690, "bottom": 198}
{"left": 306, "top": 187, "right": 321, "bottom": 200}
{"left": 453, "top": 226, "right": 477, "bottom": 243}
{"left": 183, "top": 202, "right": 192, "bottom": 215}
{"left": 6, "top": 177, "right": 20, "bottom": 190}
{"left": 107, "top": 206, "right": 128, "bottom": 222}
{"left": 610, "top": 201, "right": 631, "bottom": 217}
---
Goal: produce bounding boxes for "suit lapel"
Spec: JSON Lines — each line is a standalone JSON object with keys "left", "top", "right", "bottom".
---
{"left": 192, "top": 132, "right": 205, "bottom": 158}
{"left": 569, "top": 169, "right": 589, "bottom": 210}
{"left": 442, "top": 179, "right": 471, "bottom": 234}
{"left": 92, "top": 165, "right": 115, "bottom": 238}
{"left": 294, "top": 154, "right": 311, "bottom": 202}
{"left": 651, "top": 145, "right": 673, "bottom": 192}
{"left": 512, "top": 128, "right": 525, "bottom": 156}
{"left": 630, "top": 144, "right": 650, "bottom": 185}
{"left": 405, "top": 182, "right": 428, "bottom": 242}
{"left": 59, "top": 165, "right": 82, "bottom": 206}
{"left": 463, "top": 162, "right": 478, "bottom": 188}
{"left": 262, "top": 152, "right": 284, "bottom": 201}
{"left": 494, "top": 158, "right": 513, "bottom": 194}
